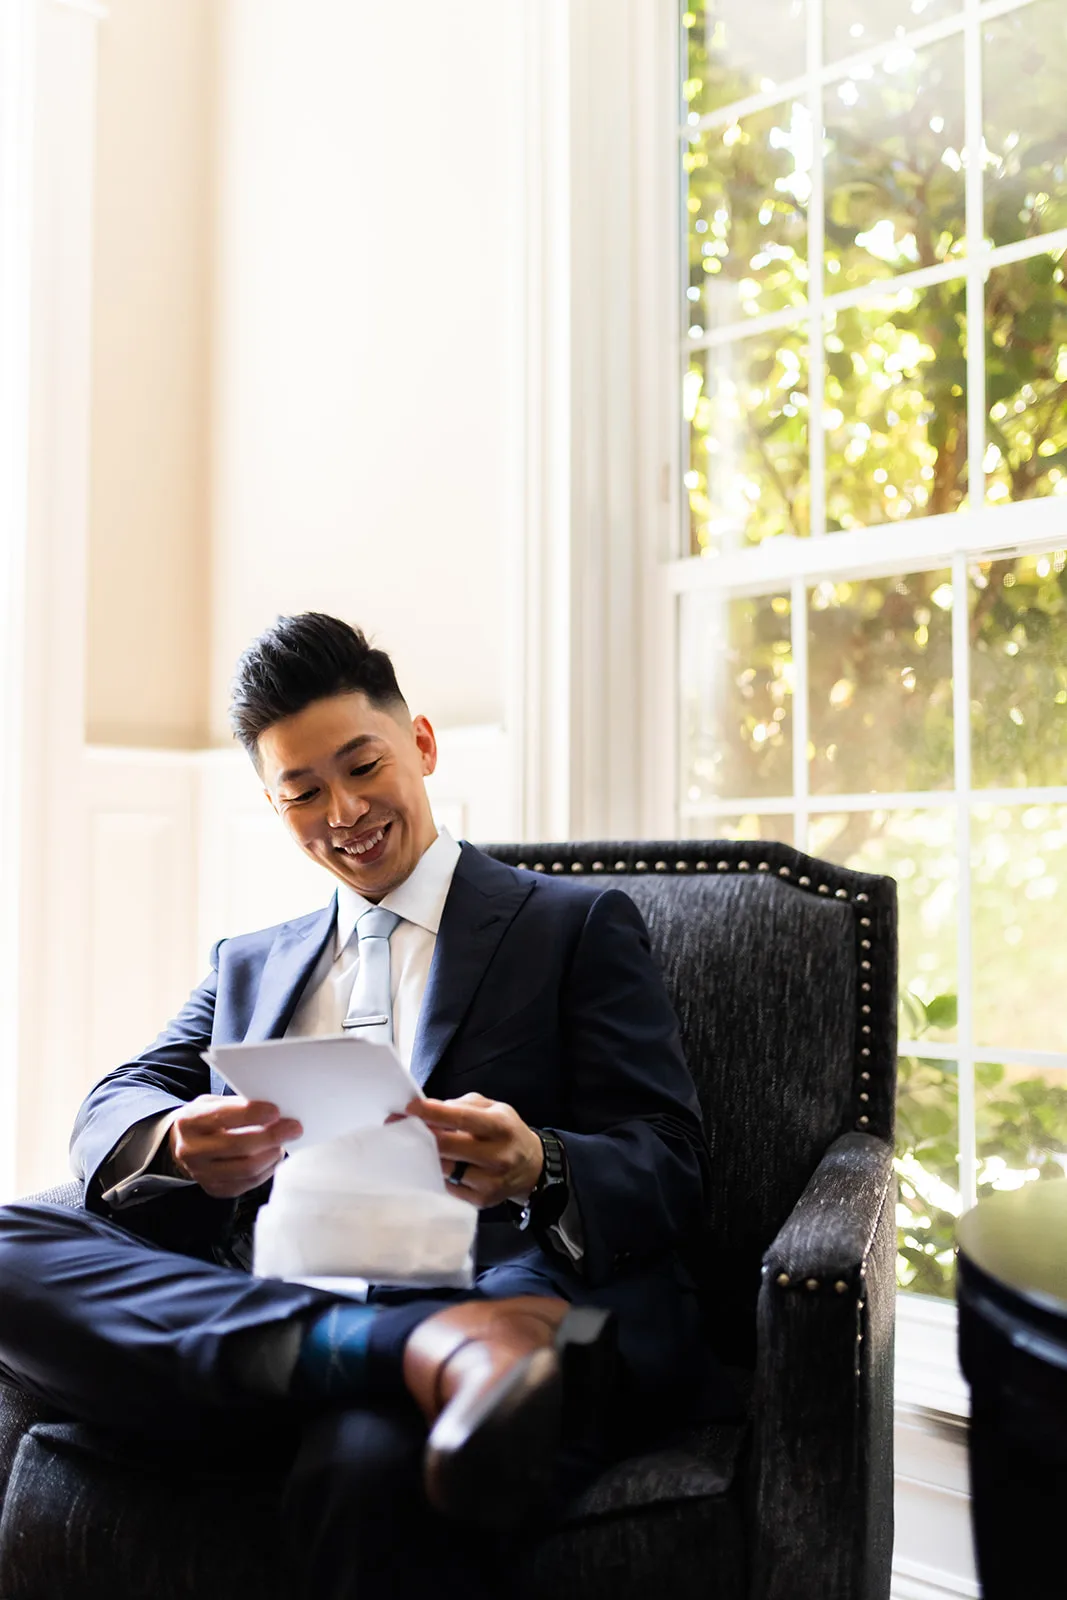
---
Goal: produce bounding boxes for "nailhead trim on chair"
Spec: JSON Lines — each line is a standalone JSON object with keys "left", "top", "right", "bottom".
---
{"left": 494, "top": 839, "right": 895, "bottom": 1320}
{"left": 496, "top": 839, "right": 892, "bottom": 1157}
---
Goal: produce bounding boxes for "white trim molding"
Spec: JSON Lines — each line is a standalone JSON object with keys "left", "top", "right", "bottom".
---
{"left": 9, "top": 0, "right": 100, "bottom": 1196}
{"left": 896, "top": 1295, "right": 969, "bottom": 1418}
{"left": 893, "top": 1560, "right": 980, "bottom": 1600}
{"left": 0, "top": 0, "right": 37, "bottom": 1200}
{"left": 668, "top": 495, "right": 1067, "bottom": 597}
{"left": 893, "top": 1401, "right": 978, "bottom": 1598}
{"left": 514, "top": 0, "right": 572, "bottom": 842}
{"left": 515, "top": 0, "right": 679, "bottom": 842}
{"left": 891, "top": 1300, "right": 976, "bottom": 1596}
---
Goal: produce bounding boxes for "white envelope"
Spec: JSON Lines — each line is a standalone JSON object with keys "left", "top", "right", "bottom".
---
{"left": 203, "top": 1035, "right": 477, "bottom": 1288}
{"left": 253, "top": 1118, "right": 477, "bottom": 1289}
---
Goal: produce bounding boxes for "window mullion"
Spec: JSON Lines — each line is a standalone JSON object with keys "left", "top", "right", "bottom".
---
{"left": 790, "top": 575, "right": 809, "bottom": 852}
{"left": 957, "top": 0, "right": 985, "bottom": 1215}
{"left": 952, "top": 550, "right": 978, "bottom": 1211}
{"left": 806, "top": 0, "right": 825, "bottom": 544}
{"left": 965, "top": 0, "right": 987, "bottom": 516}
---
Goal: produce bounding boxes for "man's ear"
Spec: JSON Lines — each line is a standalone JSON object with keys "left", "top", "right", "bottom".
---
{"left": 412, "top": 714, "right": 438, "bottom": 777}
{"left": 264, "top": 785, "right": 281, "bottom": 818}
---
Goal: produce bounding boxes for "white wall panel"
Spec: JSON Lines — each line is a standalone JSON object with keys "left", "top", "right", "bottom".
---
{"left": 892, "top": 1407, "right": 978, "bottom": 1598}
{"left": 83, "top": 751, "right": 199, "bottom": 1088}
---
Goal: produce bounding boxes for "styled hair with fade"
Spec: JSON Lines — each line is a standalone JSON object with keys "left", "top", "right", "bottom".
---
{"left": 229, "top": 613, "right": 406, "bottom": 767}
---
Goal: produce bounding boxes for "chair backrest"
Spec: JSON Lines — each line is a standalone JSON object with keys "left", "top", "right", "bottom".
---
{"left": 486, "top": 839, "right": 897, "bottom": 1358}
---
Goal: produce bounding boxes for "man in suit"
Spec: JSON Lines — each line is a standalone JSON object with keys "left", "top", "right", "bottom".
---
{"left": 0, "top": 613, "right": 712, "bottom": 1598}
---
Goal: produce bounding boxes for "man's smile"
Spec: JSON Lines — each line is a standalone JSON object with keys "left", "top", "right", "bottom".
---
{"left": 334, "top": 820, "right": 392, "bottom": 865}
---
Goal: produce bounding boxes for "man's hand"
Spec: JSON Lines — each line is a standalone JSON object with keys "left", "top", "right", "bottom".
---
{"left": 168, "top": 1096, "right": 303, "bottom": 1200}
{"left": 404, "top": 1093, "right": 544, "bottom": 1208}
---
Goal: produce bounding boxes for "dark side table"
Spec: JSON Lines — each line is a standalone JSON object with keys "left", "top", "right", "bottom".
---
{"left": 957, "top": 1182, "right": 1067, "bottom": 1599}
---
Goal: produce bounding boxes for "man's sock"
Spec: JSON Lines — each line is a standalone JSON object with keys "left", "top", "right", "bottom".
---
{"left": 293, "top": 1302, "right": 381, "bottom": 1400}
{"left": 298, "top": 1294, "right": 475, "bottom": 1406}
{"left": 226, "top": 1295, "right": 472, "bottom": 1404}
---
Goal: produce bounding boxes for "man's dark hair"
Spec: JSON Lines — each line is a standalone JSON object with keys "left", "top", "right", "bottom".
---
{"left": 229, "top": 613, "right": 406, "bottom": 766}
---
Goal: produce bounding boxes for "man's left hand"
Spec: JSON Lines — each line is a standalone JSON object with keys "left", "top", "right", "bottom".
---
{"left": 404, "top": 1093, "right": 543, "bottom": 1208}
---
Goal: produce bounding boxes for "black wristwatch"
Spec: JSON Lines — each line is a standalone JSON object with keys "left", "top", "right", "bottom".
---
{"left": 517, "top": 1129, "right": 569, "bottom": 1232}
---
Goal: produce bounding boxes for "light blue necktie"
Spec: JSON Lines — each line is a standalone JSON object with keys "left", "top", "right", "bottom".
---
{"left": 342, "top": 907, "right": 401, "bottom": 1044}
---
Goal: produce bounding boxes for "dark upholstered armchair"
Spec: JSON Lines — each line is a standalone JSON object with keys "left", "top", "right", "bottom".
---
{"left": 0, "top": 839, "right": 897, "bottom": 1600}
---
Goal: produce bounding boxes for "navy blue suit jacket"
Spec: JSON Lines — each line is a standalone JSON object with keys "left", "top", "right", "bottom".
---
{"left": 72, "top": 844, "right": 711, "bottom": 1294}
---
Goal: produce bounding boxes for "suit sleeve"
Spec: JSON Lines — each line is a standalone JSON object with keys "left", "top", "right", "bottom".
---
{"left": 554, "top": 889, "right": 711, "bottom": 1287}
{"left": 70, "top": 943, "right": 236, "bottom": 1250}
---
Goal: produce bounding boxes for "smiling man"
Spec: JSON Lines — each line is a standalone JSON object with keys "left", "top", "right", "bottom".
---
{"left": 0, "top": 614, "right": 715, "bottom": 1600}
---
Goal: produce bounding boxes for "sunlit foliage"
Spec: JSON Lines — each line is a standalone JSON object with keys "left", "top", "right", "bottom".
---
{"left": 682, "top": 2, "right": 1067, "bottom": 555}
{"left": 681, "top": 0, "right": 1067, "bottom": 1297}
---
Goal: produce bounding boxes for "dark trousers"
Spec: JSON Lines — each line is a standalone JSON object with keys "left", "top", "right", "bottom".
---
{"left": 0, "top": 1201, "right": 704, "bottom": 1599}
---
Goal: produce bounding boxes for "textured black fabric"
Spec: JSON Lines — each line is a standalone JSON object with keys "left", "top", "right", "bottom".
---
{"left": 26, "top": 1181, "right": 82, "bottom": 1208}
{"left": 488, "top": 841, "right": 897, "bottom": 1368}
{"left": 749, "top": 1134, "right": 896, "bottom": 1600}
{"left": 0, "top": 1390, "right": 57, "bottom": 1514}
{"left": 0, "top": 1415, "right": 749, "bottom": 1600}
{"left": 520, "top": 1490, "right": 747, "bottom": 1600}
{"left": 0, "top": 839, "right": 897, "bottom": 1600}
{"left": 0, "top": 1425, "right": 288, "bottom": 1600}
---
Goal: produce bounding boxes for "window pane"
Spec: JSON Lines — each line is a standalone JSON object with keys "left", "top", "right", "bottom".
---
{"left": 972, "top": 803, "right": 1067, "bottom": 1055}
{"left": 679, "top": 590, "right": 794, "bottom": 800}
{"left": 680, "top": 812, "right": 795, "bottom": 845}
{"left": 971, "top": 550, "right": 1067, "bottom": 789}
{"left": 986, "top": 251, "right": 1067, "bottom": 508}
{"left": 825, "top": 282, "right": 967, "bottom": 531}
{"left": 983, "top": 0, "right": 1067, "bottom": 251}
{"left": 808, "top": 570, "right": 954, "bottom": 794}
{"left": 683, "top": 1, "right": 807, "bottom": 121}
{"left": 823, "top": 1, "right": 961, "bottom": 68}
{"left": 684, "top": 101, "right": 810, "bottom": 327}
{"left": 824, "top": 34, "right": 965, "bottom": 294}
{"left": 686, "top": 331, "right": 809, "bottom": 554}
{"left": 809, "top": 809, "right": 957, "bottom": 1040}
{"left": 896, "top": 1055, "right": 959, "bottom": 1299}
{"left": 977, "top": 1061, "right": 1067, "bottom": 1195}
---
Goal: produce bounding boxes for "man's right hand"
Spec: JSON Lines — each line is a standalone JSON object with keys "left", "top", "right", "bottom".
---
{"left": 168, "top": 1096, "right": 303, "bottom": 1199}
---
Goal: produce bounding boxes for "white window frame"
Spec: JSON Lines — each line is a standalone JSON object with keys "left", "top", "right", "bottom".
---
{"left": 669, "top": 0, "right": 1067, "bottom": 1408}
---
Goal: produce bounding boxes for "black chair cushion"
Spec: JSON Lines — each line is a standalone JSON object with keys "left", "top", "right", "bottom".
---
{"left": 0, "top": 1410, "right": 748, "bottom": 1600}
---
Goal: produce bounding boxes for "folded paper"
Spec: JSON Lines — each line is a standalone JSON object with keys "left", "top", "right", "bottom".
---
{"left": 203, "top": 1033, "right": 421, "bottom": 1150}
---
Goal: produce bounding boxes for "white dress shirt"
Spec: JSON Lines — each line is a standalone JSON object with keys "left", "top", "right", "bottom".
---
{"left": 285, "top": 825, "right": 461, "bottom": 1066}
{"left": 100, "top": 827, "right": 582, "bottom": 1260}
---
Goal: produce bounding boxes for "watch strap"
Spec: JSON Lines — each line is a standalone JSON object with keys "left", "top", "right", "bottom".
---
{"left": 517, "top": 1128, "right": 569, "bottom": 1230}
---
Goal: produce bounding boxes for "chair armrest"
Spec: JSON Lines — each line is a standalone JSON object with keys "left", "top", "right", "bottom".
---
{"left": 748, "top": 1131, "right": 897, "bottom": 1600}
{"left": 762, "top": 1130, "right": 894, "bottom": 1287}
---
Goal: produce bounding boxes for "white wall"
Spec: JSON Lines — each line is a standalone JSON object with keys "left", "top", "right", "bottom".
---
{"left": 210, "top": 0, "right": 522, "bottom": 741}
{"left": 86, "top": 0, "right": 215, "bottom": 748}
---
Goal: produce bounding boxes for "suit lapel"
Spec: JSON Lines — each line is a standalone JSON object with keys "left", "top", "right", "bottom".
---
{"left": 410, "top": 846, "right": 534, "bottom": 1090}
{"left": 244, "top": 898, "right": 337, "bottom": 1042}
